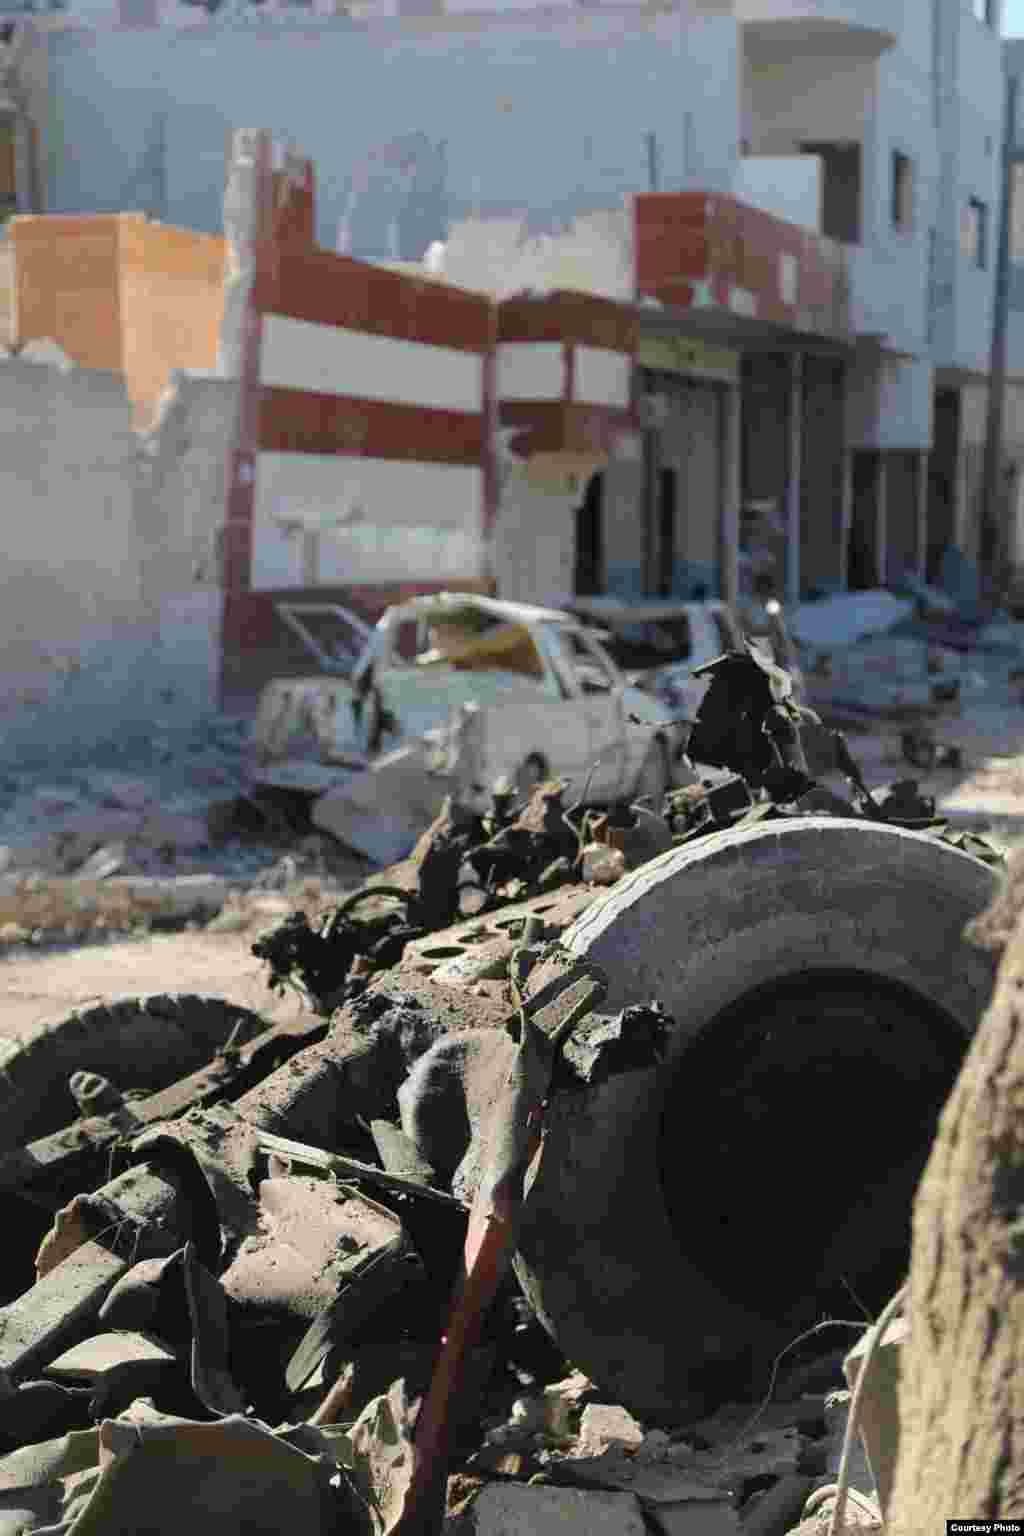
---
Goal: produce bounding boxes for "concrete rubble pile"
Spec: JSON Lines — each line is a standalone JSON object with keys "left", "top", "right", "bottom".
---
{"left": 0, "top": 641, "right": 1005, "bottom": 1534}
{"left": 794, "top": 582, "right": 1024, "bottom": 728}
{"left": 0, "top": 713, "right": 367, "bottom": 949}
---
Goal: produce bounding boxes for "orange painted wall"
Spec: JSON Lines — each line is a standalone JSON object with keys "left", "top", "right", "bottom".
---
{"left": 9, "top": 214, "right": 126, "bottom": 373}
{"left": 9, "top": 212, "right": 226, "bottom": 426}
{"left": 119, "top": 218, "right": 225, "bottom": 428}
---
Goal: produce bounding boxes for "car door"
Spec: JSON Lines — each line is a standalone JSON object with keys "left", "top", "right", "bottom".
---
{"left": 545, "top": 626, "right": 627, "bottom": 801}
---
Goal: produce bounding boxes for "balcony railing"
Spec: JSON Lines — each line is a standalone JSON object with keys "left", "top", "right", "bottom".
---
{"left": 634, "top": 191, "right": 850, "bottom": 341}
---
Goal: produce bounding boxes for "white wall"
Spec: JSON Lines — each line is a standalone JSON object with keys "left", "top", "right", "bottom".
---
{"left": 734, "top": 155, "right": 821, "bottom": 231}
{"left": 929, "top": 4, "right": 1002, "bottom": 374}
{"left": 845, "top": 353, "right": 933, "bottom": 449}
{"left": 252, "top": 454, "right": 488, "bottom": 586}
{"left": 493, "top": 467, "right": 576, "bottom": 604}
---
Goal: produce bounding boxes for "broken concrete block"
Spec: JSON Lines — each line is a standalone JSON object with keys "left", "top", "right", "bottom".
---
{"left": 447, "top": 1483, "right": 647, "bottom": 1535}
{"left": 45, "top": 1331, "right": 177, "bottom": 1381}
{"left": 575, "top": 1403, "right": 645, "bottom": 1458}
{"left": 73, "top": 843, "right": 129, "bottom": 880}
{"left": 541, "top": 1370, "right": 598, "bottom": 1439}
{"left": 99, "top": 874, "right": 227, "bottom": 919}
{"left": 641, "top": 1499, "right": 739, "bottom": 1536}
{"left": 18, "top": 337, "right": 74, "bottom": 370}
{"left": 548, "top": 1450, "right": 738, "bottom": 1536}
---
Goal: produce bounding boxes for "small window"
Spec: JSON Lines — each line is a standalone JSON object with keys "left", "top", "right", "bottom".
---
{"left": 891, "top": 151, "right": 913, "bottom": 232}
{"left": 973, "top": 0, "right": 996, "bottom": 26}
{"left": 963, "top": 198, "right": 989, "bottom": 269}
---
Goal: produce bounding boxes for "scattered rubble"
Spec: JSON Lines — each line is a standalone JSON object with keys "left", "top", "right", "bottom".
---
{"left": 0, "top": 636, "right": 1014, "bottom": 1532}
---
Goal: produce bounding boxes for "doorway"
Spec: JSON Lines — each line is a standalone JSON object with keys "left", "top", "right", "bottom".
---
{"left": 657, "top": 468, "right": 678, "bottom": 597}
{"left": 799, "top": 141, "right": 862, "bottom": 244}
{"left": 848, "top": 451, "right": 879, "bottom": 591}
{"left": 574, "top": 471, "right": 605, "bottom": 596}
{"left": 927, "top": 388, "right": 960, "bottom": 584}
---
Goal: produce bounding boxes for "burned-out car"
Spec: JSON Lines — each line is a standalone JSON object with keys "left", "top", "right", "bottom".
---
{"left": 249, "top": 594, "right": 692, "bottom": 860}
{"left": 561, "top": 596, "right": 806, "bottom": 718}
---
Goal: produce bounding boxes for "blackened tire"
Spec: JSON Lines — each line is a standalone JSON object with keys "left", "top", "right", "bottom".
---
{"left": 0, "top": 995, "right": 269, "bottom": 1153}
{"left": 514, "top": 817, "right": 999, "bottom": 1424}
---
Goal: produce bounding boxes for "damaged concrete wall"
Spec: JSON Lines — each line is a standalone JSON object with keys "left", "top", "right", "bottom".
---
{"left": 493, "top": 472, "right": 577, "bottom": 605}
{"left": 9, "top": 212, "right": 226, "bottom": 428}
{"left": 0, "top": 236, "right": 12, "bottom": 348}
{"left": 118, "top": 218, "right": 225, "bottom": 429}
{"left": 0, "top": 357, "right": 235, "bottom": 759}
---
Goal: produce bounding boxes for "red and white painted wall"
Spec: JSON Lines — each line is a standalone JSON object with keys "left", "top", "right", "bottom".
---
{"left": 218, "top": 133, "right": 497, "bottom": 703}
{"left": 216, "top": 133, "right": 638, "bottom": 702}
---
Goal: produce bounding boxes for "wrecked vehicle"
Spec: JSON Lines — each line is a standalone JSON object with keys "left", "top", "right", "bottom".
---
{"left": 560, "top": 596, "right": 806, "bottom": 721}
{"left": 0, "top": 632, "right": 1010, "bottom": 1535}
{"left": 249, "top": 595, "right": 692, "bottom": 863}
{"left": 274, "top": 601, "right": 374, "bottom": 680}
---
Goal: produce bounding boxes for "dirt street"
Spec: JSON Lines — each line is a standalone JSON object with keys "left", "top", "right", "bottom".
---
{"left": 0, "top": 927, "right": 308, "bottom": 1042}
{"left": 5, "top": 710, "right": 1024, "bottom": 1047}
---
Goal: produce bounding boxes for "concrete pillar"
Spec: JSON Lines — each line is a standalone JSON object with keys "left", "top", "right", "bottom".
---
{"left": 839, "top": 450, "right": 853, "bottom": 592}
{"left": 720, "top": 382, "right": 741, "bottom": 605}
{"left": 954, "top": 395, "right": 970, "bottom": 553}
{"left": 876, "top": 452, "right": 889, "bottom": 586}
{"left": 916, "top": 450, "right": 929, "bottom": 582}
{"left": 786, "top": 353, "right": 803, "bottom": 603}
{"left": 642, "top": 430, "right": 660, "bottom": 597}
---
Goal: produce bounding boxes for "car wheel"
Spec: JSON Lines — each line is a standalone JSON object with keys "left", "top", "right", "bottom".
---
{"left": 632, "top": 740, "right": 671, "bottom": 810}
{"left": 513, "top": 817, "right": 999, "bottom": 1424}
{"left": 515, "top": 754, "right": 548, "bottom": 802}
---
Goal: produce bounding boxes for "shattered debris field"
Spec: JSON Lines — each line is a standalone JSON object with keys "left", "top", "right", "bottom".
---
{"left": 0, "top": 640, "right": 1022, "bottom": 1534}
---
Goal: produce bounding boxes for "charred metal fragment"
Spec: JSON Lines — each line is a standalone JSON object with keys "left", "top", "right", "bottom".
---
{"left": 556, "top": 1003, "right": 672, "bottom": 1089}
{"left": 688, "top": 643, "right": 817, "bottom": 800}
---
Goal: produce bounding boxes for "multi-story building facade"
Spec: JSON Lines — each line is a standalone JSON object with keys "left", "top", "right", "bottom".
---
{"left": 1, "top": 0, "right": 1019, "bottom": 606}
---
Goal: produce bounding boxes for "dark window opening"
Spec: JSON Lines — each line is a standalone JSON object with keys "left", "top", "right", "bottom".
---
{"left": 891, "top": 151, "right": 913, "bottom": 232}
{"left": 574, "top": 472, "right": 605, "bottom": 596}
{"left": 658, "top": 468, "right": 677, "bottom": 598}
{"left": 964, "top": 198, "right": 989, "bottom": 270}
{"left": 799, "top": 141, "right": 862, "bottom": 245}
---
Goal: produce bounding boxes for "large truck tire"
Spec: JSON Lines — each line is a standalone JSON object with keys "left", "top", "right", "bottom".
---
{"left": 514, "top": 817, "right": 1000, "bottom": 1424}
{"left": 0, "top": 995, "right": 269, "bottom": 1153}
